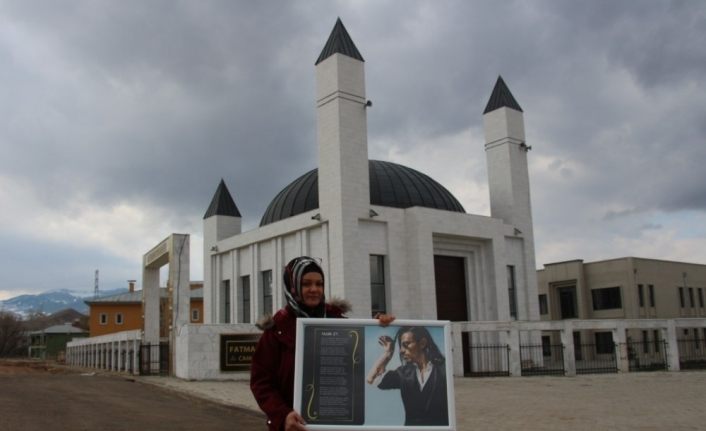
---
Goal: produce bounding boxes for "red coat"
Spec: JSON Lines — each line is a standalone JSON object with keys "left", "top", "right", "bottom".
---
{"left": 250, "top": 302, "right": 348, "bottom": 431}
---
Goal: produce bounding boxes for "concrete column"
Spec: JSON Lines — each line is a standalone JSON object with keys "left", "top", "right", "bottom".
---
{"left": 117, "top": 340, "right": 122, "bottom": 371}
{"left": 133, "top": 338, "right": 139, "bottom": 375}
{"left": 612, "top": 323, "right": 628, "bottom": 373}
{"left": 560, "top": 322, "right": 576, "bottom": 376}
{"left": 170, "top": 234, "right": 191, "bottom": 331}
{"left": 143, "top": 267, "right": 160, "bottom": 346}
{"left": 665, "top": 321, "right": 680, "bottom": 371}
{"left": 452, "top": 324, "right": 464, "bottom": 377}
{"left": 508, "top": 329, "right": 521, "bottom": 376}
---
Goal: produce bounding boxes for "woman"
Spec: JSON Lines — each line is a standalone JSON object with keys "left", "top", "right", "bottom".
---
{"left": 366, "top": 326, "right": 448, "bottom": 426}
{"left": 250, "top": 256, "right": 395, "bottom": 431}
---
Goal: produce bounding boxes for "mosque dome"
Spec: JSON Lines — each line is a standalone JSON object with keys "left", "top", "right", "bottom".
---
{"left": 260, "top": 160, "right": 465, "bottom": 226}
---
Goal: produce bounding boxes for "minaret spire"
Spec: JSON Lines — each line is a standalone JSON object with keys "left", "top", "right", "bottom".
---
{"left": 203, "top": 179, "right": 241, "bottom": 219}
{"left": 483, "top": 75, "right": 523, "bottom": 114}
{"left": 315, "top": 18, "right": 364, "bottom": 65}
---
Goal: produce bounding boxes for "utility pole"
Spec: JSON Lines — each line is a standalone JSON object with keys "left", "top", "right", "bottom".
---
{"left": 94, "top": 269, "right": 100, "bottom": 299}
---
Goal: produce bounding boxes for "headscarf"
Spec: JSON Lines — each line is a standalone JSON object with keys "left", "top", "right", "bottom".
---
{"left": 283, "top": 256, "right": 326, "bottom": 318}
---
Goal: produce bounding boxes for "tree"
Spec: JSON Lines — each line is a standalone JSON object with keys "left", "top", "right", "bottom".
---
{"left": 0, "top": 311, "right": 26, "bottom": 357}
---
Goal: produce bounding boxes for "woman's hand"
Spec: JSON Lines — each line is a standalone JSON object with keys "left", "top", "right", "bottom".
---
{"left": 285, "top": 410, "right": 307, "bottom": 431}
{"left": 375, "top": 312, "right": 396, "bottom": 327}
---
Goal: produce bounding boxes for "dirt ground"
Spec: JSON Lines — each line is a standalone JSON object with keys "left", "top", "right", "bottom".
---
{"left": 0, "top": 359, "right": 265, "bottom": 431}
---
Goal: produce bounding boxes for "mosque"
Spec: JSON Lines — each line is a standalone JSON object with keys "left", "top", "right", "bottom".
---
{"left": 202, "top": 18, "right": 539, "bottom": 327}
{"left": 68, "top": 20, "right": 706, "bottom": 380}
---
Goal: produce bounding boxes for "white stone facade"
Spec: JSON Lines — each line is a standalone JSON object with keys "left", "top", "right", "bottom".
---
{"left": 202, "top": 32, "right": 539, "bottom": 326}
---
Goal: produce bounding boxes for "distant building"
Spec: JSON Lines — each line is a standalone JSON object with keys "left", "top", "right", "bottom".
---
{"left": 28, "top": 324, "right": 88, "bottom": 360}
{"left": 538, "top": 257, "right": 706, "bottom": 356}
{"left": 85, "top": 281, "right": 204, "bottom": 338}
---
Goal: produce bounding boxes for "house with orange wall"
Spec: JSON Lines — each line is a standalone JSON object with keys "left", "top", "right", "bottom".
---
{"left": 85, "top": 281, "right": 203, "bottom": 337}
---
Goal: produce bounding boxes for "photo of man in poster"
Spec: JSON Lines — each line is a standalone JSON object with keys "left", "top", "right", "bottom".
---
{"left": 366, "top": 326, "right": 449, "bottom": 426}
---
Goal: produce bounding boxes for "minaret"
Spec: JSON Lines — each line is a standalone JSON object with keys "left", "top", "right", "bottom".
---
{"left": 315, "top": 19, "right": 370, "bottom": 310}
{"left": 483, "top": 76, "right": 539, "bottom": 320}
{"left": 203, "top": 179, "right": 241, "bottom": 323}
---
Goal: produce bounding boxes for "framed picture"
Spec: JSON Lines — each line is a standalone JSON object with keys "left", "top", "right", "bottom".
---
{"left": 294, "top": 318, "right": 456, "bottom": 430}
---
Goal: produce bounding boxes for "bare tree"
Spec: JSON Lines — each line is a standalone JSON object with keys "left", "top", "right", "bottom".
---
{"left": 0, "top": 311, "right": 26, "bottom": 357}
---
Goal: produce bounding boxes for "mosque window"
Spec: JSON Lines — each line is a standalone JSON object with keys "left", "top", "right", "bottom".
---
{"left": 240, "top": 275, "right": 251, "bottom": 323}
{"left": 507, "top": 266, "right": 517, "bottom": 319}
{"left": 115, "top": 313, "right": 124, "bottom": 325}
{"left": 221, "top": 280, "right": 231, "bottom": 324}
{"left": 99, "top": 313, "right": 108, "bottom": 325}
{"left": 261, "top": 271, "right": 273, "bottom": 315}
{"left": 370, "top": 255, "right": 387, "bottom": 317}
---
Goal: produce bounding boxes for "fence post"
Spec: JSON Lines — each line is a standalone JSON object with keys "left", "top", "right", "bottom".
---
{"left": 508, "top": 328, "right": 521, "bottom": 377}
{"left": 612, "top": 323, "right": 628, "bottom": 373}
{"left": 451, "top": 324, "right": 464, "bottom": 377}
{"left": 133, "top": 338, "right": 139, "bottom": 375}
{"left": 664, "top": 321, "right": 680, "bottom": 371}
{"left": 561, "top": 321, "right": 576, "bottom": 376}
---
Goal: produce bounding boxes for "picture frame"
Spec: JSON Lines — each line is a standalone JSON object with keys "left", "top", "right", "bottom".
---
{"left": 294, "top": 318, "right": 456, "bottom": 430}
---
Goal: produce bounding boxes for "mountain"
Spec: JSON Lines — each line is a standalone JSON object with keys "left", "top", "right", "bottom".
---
{"left": 22, "top": 308, "right": 89, "bottom": 331}
{"left": 0, "top": 288, "right": 128, "bottom": 317}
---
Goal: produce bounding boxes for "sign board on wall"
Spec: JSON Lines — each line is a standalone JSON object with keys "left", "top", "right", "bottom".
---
{"left": 294, "top": 319, "right": 456, "bottom": 430}
{"left": 220, "top": 333, "right": 260, "bottom": 372}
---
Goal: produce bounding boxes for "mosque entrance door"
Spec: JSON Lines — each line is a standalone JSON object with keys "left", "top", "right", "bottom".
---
{"left": 434, "top": 255, "right": 468, "bottom": 321}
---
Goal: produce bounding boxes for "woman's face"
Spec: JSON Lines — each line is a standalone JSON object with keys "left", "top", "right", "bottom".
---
{"left": 300, "top": 271, "right": 324, "bottom": 308}
{"left": 399, "top": 331, "right": 427, "bottom": 363}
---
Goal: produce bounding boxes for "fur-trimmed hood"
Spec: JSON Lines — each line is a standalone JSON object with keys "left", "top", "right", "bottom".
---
{"left": 255, "top": 297, "right": 351, "bottom": 330}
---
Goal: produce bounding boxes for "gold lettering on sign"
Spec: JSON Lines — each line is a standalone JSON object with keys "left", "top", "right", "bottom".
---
{"left": 221, "top": 334, "right": 261, "bottom": 372}
{"left": 228, "top": 345, "right": 256, "bottom": 354}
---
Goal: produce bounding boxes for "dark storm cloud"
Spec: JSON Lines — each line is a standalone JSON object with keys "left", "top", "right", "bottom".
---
{"left": 0, "top": 1, "right": 330, "bottom": 226}
{"left": 0, "top": 0, "right": 705, "bottom": 295}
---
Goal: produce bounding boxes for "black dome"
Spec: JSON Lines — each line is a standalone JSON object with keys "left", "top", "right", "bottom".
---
{"left": 260, "top": 160, "right": 465, "bottom": 226}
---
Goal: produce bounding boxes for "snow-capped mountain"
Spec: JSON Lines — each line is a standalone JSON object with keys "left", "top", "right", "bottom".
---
{"left": 0, "top": 288, "right": 127, "bottom": 317}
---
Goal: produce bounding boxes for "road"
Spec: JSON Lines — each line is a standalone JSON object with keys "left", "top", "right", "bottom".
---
{"left": 0, "top": 361, "right": 265, "bottom": 431}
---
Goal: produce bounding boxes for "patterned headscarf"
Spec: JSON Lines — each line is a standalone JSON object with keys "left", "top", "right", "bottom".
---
{"left": 283, "top": 256, "right": 326, "bottom": 318}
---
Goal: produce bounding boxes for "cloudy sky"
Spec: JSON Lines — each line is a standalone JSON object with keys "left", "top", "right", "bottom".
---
{"left": 1, "top": 1, "right": 705, "bottom": 299}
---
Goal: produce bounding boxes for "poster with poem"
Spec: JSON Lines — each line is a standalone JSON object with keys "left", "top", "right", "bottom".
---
{"left": 294, "top": 318, "right": 456, "bottom": 431}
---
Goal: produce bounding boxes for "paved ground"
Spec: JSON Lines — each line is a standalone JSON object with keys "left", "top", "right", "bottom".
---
{"left": 142, "top": 369, "right": 706, "bottom": 431}
{"left": 3, "top": 360, "right": 706, "bottom": 430}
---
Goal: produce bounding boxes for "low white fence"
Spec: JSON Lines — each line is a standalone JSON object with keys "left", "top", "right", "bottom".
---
{"left": 451, "top": 318, "right": 706, "bottom": 376}
{"left": 66, "top": 330, "right": 142, "bottom": 375}
{"left": 65, "top": 318, "right": 706, "bottom": 378}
